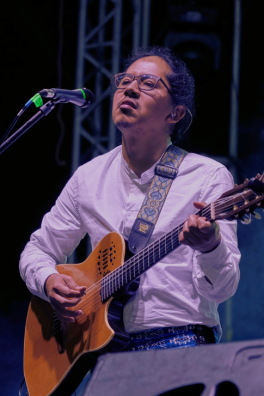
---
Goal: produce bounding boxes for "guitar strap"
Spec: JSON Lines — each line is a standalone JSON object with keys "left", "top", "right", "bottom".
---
{"left": 128, "top": 145, "right": 188, "bottom": 255}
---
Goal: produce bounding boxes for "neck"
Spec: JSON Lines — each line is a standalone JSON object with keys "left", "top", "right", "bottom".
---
{"left": 122, "top": 135, "right": 171, "bottom": 178}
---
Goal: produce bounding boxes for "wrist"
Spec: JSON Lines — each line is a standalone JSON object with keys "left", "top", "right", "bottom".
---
{"left": 44, "top": 273, "right": 58, "bottom": 297}
{"left": 201, "top": 236, "right": 221, "bottom": 254}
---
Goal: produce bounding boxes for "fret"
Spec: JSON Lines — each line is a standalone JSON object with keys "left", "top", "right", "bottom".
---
{"left": 101, "top": 280, "right": 104, "bottom": 300}
{"left": 133, "top": 256, "right": 136, "bottom": 278}
{"left": 116, "top": 269, "right": 119, "bottom": 290}
{"left": 111, "top": 272, "right": 114, "bottom": 293}
{"left": 104, "top": 279, "right": 107, "bottom": 299}
{"left": 147, "top": 246, "right": 150, "bottom": 268}
{"left": 177, "top": 227, "right": 180, "bottom": 245}
{"left": 138, "top": 254, "right": 140, "bottom": 275}
{"left": 113, "top": 271, "right": 115, "bottom": 292}
{"left": 116, "top": 270, "right": 119, "bottom": 290}
{"left": 118, "top": 269, "right": 120, "bottom": 289}
{"left": 106, "top": 279, "right": 108, "bottom": 298}
{"left": 118, "top": 268, "right": 121, "bottom": 289}
{"left": 121, "top": 263, "right": 124, "bottom": 287}
{"left": 171, "top": 231, "right": 174, "bottom": 249}
{"left": 165, "top": 236, "right": 167, "bottom": 255}
{"left": 101, "top": 280, "right": 103, "bottom": 300}
{"left": 159, "top": 240, "right": 161, "bottom": 259}
{"left": 110, "top": 274, "right": 112, "bottom": 295}
{"left": 109, "top": 273, "right": 112, "bottom": 294}
{"left": 106, "top": 277, "right": 109, "bottom": 298}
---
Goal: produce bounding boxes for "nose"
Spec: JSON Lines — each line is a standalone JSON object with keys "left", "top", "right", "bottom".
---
{"left": 123, "top": 79, "right": 140, "bottom": 98}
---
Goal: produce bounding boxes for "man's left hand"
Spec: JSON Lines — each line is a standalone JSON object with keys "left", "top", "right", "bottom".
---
{"left": 179, "top": 201, "right": 221, "bottom": 253}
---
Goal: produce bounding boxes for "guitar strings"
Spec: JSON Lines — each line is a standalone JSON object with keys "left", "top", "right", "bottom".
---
{"left": 77, "top": 196, "right": 243, "bottom": 302}
{"left": 73, "top": 224, "right": 186, "bottom": 313}
{"left": 69, "top": 193, "right": 252, "bottom": 314}
{"left": 75, "top": 220, "right": 233, "bottom": 313}
{"left": 82, "top": 193, "right": 246, "bottom": 303}
{"left": 72, "top": 226, "right": 184, "bottom": 312}
{"left": 82, "top": 191, "right": 260, "bottom": 312}
{"left": 80, "top": 196, "right": 240, "bottom": 301}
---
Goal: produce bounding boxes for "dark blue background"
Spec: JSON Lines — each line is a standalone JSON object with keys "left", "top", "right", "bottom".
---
{"left": 1, "top": 1, "right": 264, "bottom": 395}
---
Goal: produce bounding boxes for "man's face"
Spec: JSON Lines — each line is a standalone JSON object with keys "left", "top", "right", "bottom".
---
{"left": 112, "top": 56, "right": 173, "bottom": 139}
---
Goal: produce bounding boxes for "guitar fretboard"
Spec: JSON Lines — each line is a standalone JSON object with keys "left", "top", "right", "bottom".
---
{"left": 100, "top": 206, "right": 210, "bottom": 301}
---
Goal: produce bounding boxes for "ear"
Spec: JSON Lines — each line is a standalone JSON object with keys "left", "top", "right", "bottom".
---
{"left": 166, "top": 105, "right": 186, "bottom": 124}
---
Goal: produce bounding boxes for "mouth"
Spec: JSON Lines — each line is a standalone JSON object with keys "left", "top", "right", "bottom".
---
{"left": 120, "top": 100, "right": 137, "bottom": 109}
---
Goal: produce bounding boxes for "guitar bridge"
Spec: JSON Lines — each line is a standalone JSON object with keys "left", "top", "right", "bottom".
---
{"left": 53, "top": 312, "right": 65, "bottom": 354}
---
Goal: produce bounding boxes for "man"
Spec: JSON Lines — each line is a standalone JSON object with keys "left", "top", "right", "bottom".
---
{"left": 20, "top": 46, "right": 240, "bottom": 351}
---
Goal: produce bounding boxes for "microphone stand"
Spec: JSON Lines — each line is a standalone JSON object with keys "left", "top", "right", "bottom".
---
{"left": 0, "top": 99, "right": 61, "bottom": 156}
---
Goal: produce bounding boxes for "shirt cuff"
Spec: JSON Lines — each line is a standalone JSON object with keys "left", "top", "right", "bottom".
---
{"left": 195, "top": 239, "right": 230, "bottom": 285}
{"left": 34, "top": 267, "right": 59, "bottom": 302}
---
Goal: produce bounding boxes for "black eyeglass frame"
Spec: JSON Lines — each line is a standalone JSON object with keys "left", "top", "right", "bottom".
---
{"left": 114, "top": 73, "right": 173, "bottom": 95}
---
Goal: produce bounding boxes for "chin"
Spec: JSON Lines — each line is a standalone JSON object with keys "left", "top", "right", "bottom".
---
{"left": 115, "top": 120, "right": 131, "bottom": 130}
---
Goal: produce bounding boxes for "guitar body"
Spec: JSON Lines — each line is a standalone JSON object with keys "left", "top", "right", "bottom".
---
{"left": 24, "top": 232, "right": 128, "bottom": 396}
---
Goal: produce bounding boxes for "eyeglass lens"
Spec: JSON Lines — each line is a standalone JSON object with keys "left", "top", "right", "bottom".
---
{"left": 116, "top": 74, "right": 158, "bottom": 90}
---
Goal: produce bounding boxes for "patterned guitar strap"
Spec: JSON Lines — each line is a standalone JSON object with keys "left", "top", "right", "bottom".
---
{"left": 128, "top": 145, "right": 188, "bottom": 255}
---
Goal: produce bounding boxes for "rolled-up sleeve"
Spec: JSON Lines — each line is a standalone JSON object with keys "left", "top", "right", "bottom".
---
{"left": 192, "top": 166, "right": 241, "bottom": 303}
{"left": 19, "top": 171, "right": 86, "bottom": 301}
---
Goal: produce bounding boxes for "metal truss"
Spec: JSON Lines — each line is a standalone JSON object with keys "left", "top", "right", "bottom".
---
{"left": 71, "top": 0, "right": 151, "bottom": 174}
{"left": 70, "top": 0, "right": 151, "bottom": 261}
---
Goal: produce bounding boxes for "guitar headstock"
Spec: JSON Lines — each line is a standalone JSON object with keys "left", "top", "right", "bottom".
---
{"left": 213, "top": 173, "right": 264, "bottom": 223}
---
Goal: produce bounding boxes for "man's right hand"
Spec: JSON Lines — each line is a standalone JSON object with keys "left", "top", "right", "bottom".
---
{"left": 44, "top": 273, "right": 86, "bottom": 323}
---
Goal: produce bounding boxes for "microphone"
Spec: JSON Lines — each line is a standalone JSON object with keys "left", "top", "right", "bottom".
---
{"left": 38, "top": 88, "right": 95, "bottom": 108}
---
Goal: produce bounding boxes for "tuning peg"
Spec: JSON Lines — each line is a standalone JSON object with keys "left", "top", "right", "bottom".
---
{"left": 253, "top": 212, "right": 262, "bottom": 220}
{"left": 244, "top": 178, "right": 249, "bottom": 183}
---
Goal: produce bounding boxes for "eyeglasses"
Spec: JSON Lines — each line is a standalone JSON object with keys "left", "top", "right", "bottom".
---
{"left": 114, "top": 73, "right": 173, "bottom": 95}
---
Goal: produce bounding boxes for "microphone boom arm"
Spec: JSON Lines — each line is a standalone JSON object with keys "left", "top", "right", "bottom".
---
{"left": 0, "top": 99, "right": 57, "bottom": 156}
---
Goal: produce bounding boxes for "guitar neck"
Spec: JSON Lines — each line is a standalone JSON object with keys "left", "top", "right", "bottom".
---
{"left": 101, "top": 205, "right": 212, "bottom": 301}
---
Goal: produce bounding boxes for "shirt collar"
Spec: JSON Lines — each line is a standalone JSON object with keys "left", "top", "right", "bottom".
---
{"left": 121, "top": 142, "right": 172, "bottom": 185}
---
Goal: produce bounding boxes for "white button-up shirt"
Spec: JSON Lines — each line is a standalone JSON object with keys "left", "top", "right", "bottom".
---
{"left": 19, "top": 145, "right": 240, "bottom": 339}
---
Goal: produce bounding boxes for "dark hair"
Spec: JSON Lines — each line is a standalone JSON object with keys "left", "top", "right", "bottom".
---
{"left": 123, "top": 46, "right": 196, "bottom": 143}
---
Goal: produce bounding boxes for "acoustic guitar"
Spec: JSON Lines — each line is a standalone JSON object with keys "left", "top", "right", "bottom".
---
{"left": 24, "top": 173, "right": 264, "bottom": 396}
